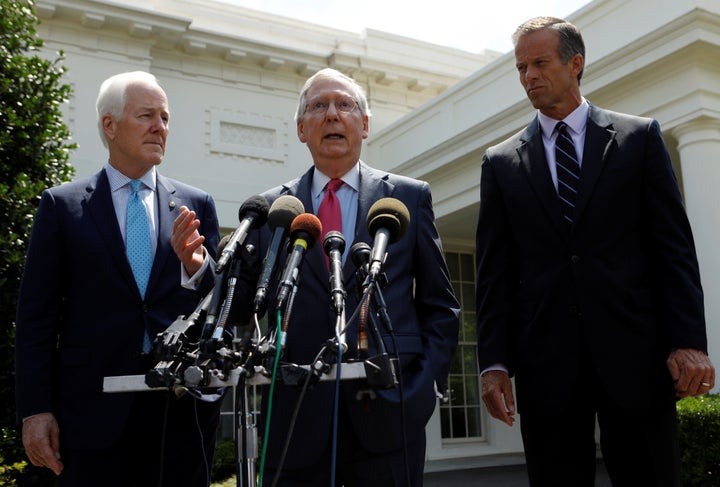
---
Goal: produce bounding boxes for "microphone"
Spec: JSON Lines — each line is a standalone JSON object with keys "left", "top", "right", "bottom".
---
{"left": 323, "top": 231, "right": 346, "bottom": 315}
{"left": 215, "top": 234, "right": 232, "bottom": 260}
{"left": 366, "top": 198, "right": 410, "bottom": 280}
{"left": 274, "top": 213, "right": 322, "bottom": 311}
{"left": 216, "top": 195, "right": 269, "bottom": 273}
{"left": 350, "top": 241, "right": 371, "bottom": 291}
{"left": 350, "top": 241, "right": 372, "bottom": 357}
{"left": 253, "top": 195, "right": 305, "bottom": 315}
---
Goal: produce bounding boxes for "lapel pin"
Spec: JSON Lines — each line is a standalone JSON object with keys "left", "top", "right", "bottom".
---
{"left": 169, "top": 201, "right": 176, "bottom": 209}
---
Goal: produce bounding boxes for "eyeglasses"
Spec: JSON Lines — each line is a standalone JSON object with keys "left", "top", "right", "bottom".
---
{"left": 305, "top": 96, "right": 358, "bottom": 116}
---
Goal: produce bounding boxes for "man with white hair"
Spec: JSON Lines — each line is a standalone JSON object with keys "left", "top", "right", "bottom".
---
{"left": 16, "top": 71, "right": 221, "bottom": 486}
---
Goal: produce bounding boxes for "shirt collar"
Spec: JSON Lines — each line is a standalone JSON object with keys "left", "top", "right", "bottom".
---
{"left": 538, "top": 97, "right": 589, "bottom": 137}
{"left": 312, "top": 161, "right": 360, "bottom": 199}
{"left": 106, "top": 162, "right": 157, "bottom": 193}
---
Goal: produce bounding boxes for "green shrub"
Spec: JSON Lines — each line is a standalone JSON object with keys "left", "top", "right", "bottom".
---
{"left": 677, "top": 394, "right": 720, "bottom": 486}
{"left": 212, "top": 439, "right": 238, "bottom": 483}
{"left": 0, "top": 0, "right": 75, "bottom": 485}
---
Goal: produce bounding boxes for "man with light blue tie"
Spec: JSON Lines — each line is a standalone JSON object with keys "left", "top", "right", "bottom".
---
{"left": 15, "top": 71, "right": 221, "bottom": 486}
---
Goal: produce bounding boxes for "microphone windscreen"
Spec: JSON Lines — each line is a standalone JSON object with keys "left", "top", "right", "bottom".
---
{"left": 323, "top": 230, "right": 346, "bottom": 255}
{"left": 350, "top": 241, "right": 371, "bottom": 267}
{"left": 267, "top": 195, "right": 304, "bottom": 231}
{"left": 366, "top": 198, "right": 410, "bottom": 243}
{"left": 238, "top": 195, "right": 270, "bottom": 229}
{"left": 290, "top": 213, "right": 322, "bottom": 248}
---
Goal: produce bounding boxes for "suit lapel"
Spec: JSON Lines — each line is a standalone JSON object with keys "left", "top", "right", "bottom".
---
{"left": 517, "top": 119, "right": 567, "bottom": 237}
{"left": 347, "top": 162, "right": 394, "bottom": 280}
{"left": 281, "top": 168, "right": 327, "bottom": 285}
{"left": 574, "top": 106, "right": 616, "bottom": 225}
{"left": 85, "top": 170, "right": 138, "bottom": 292}
{"left": 149, "top": 174, "right": 178, "bottom": 294}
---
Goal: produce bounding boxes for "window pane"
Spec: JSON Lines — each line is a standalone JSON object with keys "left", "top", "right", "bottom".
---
{"left": 465, "top": 376, "right": 480, "bottom": 406}
{"left": 446, "top": 253, "right": 459, "bottom": 279}
{"left": 451, "top": 407, "right": 468, "bottom": 438}
{"left": 441, "top": 407, "right": 451, "bottom": 438}
{"left": 449, "top": 376, "right": 465, "bottom": 406}
{"left": 467, "top": 406, "right": 482, "bottom": 437}
{"left": 462, "top": 312, "right": 476, "bottom": 342}
{"left": 460, "top": 253, "right": 474, "bottom": 279}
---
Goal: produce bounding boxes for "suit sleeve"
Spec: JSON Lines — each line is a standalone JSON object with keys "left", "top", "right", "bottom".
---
{"left": 642, "top": 119, "right": 707, "bottom": 351}
{"left": 475, "top": 152, "right": 516, "bottom": 373}
{"left": 15, "top": 190, "right": 63, "bottom": 419}
{"left": 195, "top": 192, "right": 221, "bottom": 295}
{"left": 412, "top": 182, "right": 460, "bottom": 390}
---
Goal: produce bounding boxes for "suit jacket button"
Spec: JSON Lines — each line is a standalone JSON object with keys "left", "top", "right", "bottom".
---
{"left": 142, "top": 304, "right": 149, "bottom": 313}
{"left": 571, "top": 255, "right": 580, "bottom": 263}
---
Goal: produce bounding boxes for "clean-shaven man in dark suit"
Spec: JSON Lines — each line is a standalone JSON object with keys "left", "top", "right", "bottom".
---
{"left": 15, "top": 71, "right": 221, "bottom": 486}
{"left": 174, "top": 68, "right": 460, "bottom": 486}
{"left": 475, "top": 17, "right": 715, "bottom": 486}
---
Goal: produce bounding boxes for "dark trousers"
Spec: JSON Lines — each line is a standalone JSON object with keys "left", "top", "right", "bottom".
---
{"left": 57, "top": 390, "right": 221, "bottom": 487}
{"left": 263, "top": 400, "right": 426, "bottom": 487}
{"left": 519, "top": 364, "right": 681, "bottom": 487}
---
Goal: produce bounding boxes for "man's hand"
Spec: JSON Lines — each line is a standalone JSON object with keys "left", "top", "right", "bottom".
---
{"left": 22, "top": 413, "right": 63, "bottom": 475}
{"left": 481, "top": 370, "right": 516, "bottom": 426}
{"left": 171, "top": 205, "right": 206, "bottom": 276}
{"left": 667, "top": 348, "right": 716, "bottom": 398}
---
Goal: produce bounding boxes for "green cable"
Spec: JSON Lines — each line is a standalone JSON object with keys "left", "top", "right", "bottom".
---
{"left": 257, "top": 309, "right": 283, "bottom": 487}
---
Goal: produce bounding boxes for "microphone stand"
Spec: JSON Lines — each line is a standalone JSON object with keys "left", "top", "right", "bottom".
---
{"left": 359, "top": 281, "right": 398, "bottom": 389}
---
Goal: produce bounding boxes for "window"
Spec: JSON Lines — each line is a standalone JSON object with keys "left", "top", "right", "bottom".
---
{"left": 440, "top": 252, "right": 482, "bottom": 441}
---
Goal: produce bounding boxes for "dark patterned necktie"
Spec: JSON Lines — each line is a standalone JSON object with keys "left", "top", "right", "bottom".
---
{"left": 555, "top": 121, "right": 580, "bottom": 224}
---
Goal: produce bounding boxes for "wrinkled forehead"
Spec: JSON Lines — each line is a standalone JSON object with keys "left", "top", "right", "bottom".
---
{"left": 306, "top": 76, "right": 358, "bottom": 101}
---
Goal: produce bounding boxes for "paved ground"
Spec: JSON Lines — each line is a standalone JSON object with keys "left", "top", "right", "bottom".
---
{"left": 424, "top": 460, "right": 612, "bottom": 486}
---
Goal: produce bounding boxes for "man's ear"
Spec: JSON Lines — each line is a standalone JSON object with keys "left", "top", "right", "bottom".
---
{"left": 102, "top": 114, "right": 116, "bottom": 142}
{"left": 297, "top": 119, "right": 307, "bottom": 143}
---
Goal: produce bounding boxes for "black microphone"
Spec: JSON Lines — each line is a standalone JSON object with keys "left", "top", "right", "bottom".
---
{"left": 253, "top": 195, "right": 305, "bottom": 315}
{"left": 274, "top": 213, "right": 322, "bottom": 310}
{"left": 366, "top": 198, "right": 410, "bottom": 280}
{"left": 216, "top": 195, "right": 269, "bottom": 273}
{"left": 350, "top": 241, "right": 371, "bottom": 291}
{"left": 323, "top": 231, "right": 346, "bottom": 315}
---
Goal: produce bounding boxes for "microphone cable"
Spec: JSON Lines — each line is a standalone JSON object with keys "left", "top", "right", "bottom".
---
{"left": 258, "top": 309, "right": 283, "bottom": 487}
{"left": 153, "top": 390, "right": 172, "bottom": 487}
{"left": 234, "top": 312, "right": 266, "bottom": 487}
{"left": 365, "top": 280, "right": 411, "bottom": 487}
{"left": 192, "top": 395, "right": 211, "bottom": 486}
{"left": 268, "top": 343, "right": 329, "bottom": 487}
{"left": 330, "top": 317, "right": 343, "bottom": 487}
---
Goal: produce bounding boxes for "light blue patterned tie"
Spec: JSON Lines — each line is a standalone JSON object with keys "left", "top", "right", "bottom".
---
{"left": 126, "top": 179, "right": 153, "bottom": 352}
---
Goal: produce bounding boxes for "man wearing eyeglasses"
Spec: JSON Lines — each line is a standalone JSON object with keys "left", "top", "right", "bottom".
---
{"left": 173, "top": 68, "right": 460, "bottom": 485}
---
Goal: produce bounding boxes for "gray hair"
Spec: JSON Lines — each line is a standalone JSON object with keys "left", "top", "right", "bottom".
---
{"left": 512, "top": 16, "right": 586, "bottom": 83}
{"left": 295, "top": 68, "right": 371, "bottom": 121}
{"left": 95, "top": 71, "right": 163, "bottom": 147}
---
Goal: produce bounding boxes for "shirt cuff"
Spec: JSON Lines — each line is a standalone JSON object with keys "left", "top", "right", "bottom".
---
{"left": 180, "top": 247, "right": 214, "bottom": 290}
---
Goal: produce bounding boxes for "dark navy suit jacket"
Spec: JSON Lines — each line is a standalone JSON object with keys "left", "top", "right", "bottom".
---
{"left": 15, "top": 168, "right": 220, "bottom": 449}
{"left": 475, "top": 104, "right": 707, "bottom": 414}
{"left": 243, "top": 162, "right": 459, "bottom": 469}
